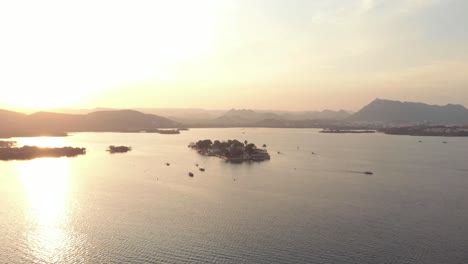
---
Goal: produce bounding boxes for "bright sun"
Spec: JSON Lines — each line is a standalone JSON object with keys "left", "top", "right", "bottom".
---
{"left": 0, "top": 0, "right": 225, "bottom": 110}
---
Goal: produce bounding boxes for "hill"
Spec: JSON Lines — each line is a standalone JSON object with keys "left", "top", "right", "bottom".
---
{"left": 48, "top": 107, "right": 352, "bottom": 125}
{"left": 348, "top": 99, "right": 468, "bottom": 124}
{"left": 83, "top": 110, "right": 178, "bottom": 131}
{"left": 208, "top": 109, "right": 351, "bottom": 126}
{"left": 0, "top": 109, "right": 180, "bottom": 138}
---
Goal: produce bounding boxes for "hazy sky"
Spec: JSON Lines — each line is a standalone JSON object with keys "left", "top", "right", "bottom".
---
{"left": 1, "top": 0, "right": 467, "bottom": 111}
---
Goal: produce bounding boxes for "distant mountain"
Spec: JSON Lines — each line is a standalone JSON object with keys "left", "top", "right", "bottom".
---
{"left": 133, "top": 108, "right": 226, "bottom": 123}
{"left": 83, "top": 110, "right": 179, "bottom": 131}
{"left": 348, "top": 99, "right": 468, "bottom": 124}
{"left": 49, "top": 107, "right": 227, "bottom": 124}
{"left": 212, "top": 109, "right": 283, "bottom": 125}
{"left": 49, "top": 107, "right": 352, "bottom": 125}
{"left": 0, "top": 110, "right": 28, "bottom": 135}
{"left": 0, "top": 109, "right": 27, "bottom": 124}
{"left": 0, "top": 109, "right": 180, "bottom": 138}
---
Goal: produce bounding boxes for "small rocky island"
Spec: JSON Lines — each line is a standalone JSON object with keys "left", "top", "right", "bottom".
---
{"left": 0, "top": 141, "right": 86, "bottom": 161}
{"left": 107, "top": 145, "right": 132, "bottom": 153}
{"left": 189, "top": 139, "right": 270, "bottom": 163}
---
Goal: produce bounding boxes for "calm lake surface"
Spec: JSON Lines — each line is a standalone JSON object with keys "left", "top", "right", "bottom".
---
{"left": 1, "top": 128, "right": 468, "bottom": 264}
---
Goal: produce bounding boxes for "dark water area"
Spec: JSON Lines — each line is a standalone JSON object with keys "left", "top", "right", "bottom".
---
{"left": 1, "top": 129, "right": 468, "bottom": 263}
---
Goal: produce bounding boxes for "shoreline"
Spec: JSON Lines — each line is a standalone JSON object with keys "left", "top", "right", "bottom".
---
{"left": 0, "top": 146, "right": 86, "bottom": 161}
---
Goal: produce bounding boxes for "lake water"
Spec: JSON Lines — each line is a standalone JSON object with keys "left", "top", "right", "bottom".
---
{"left": 1, "top": 128, "right": 468, "bottom": 264}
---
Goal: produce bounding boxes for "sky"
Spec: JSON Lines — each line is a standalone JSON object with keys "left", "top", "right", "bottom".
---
{"left": 0, "top": 0, "right": 467, "bottom": 111}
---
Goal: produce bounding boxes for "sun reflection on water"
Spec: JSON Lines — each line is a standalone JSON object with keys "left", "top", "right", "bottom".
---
{"left": 16, "top": 136, "right": 68, "bottom": 148}
{"left": 18, "top": 158, "right": 74, "bottom": 263}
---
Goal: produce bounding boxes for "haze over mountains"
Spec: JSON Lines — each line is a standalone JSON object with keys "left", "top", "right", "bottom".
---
{"left": 48, "top": 99, "right": 468, "bottom": 126}
{"left": 1, "top": 99, "right": 468, "bottom": 138}
{"left": 50, "top": 108, "right": 353, "bottom": 125}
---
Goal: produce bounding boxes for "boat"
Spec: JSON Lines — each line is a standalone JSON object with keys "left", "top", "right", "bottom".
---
{"left": 166, "top": 163, "right": 170, "bottom": 166}
{"left": 199, "top": 168, "right": 205, "bottom": 172}
{"left": 188, "top": 172, "right": 194, "bottom": 177}
{"left": 364, "top": 171, "right": 374, "bottom": 175}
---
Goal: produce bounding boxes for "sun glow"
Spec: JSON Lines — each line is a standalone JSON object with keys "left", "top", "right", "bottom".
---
{"left": 16, "top": 137, "right": 68, "bottom": 148}
{"left": 0, "top": 0, "right": 226, "bottom": 110}
{"left": 18, "top": 158, "right": 74, "bottom": 262}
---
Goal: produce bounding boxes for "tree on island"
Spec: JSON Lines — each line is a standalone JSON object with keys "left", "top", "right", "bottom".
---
{"left": 245, "top": 143, "right": 256, "bottom": 155}
{"left": 228, "top": 140, "right": 245, "bottom": 157}
{"left": 195, "top": 139, "right": 213, "bottom": 150}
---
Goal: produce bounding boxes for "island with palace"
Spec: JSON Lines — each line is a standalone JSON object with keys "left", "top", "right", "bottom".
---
{"left": 189, "top": 139, "right": 270, "bottom": 163}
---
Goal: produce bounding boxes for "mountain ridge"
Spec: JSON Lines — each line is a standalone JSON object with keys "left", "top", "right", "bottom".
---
{"left": 0, "top": 109, "right": 180, "bottom": 138}
{"left": 348, "top": 99, "right": 468, "bottom": 124}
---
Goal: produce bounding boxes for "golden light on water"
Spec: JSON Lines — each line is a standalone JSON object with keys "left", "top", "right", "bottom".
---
{"left": 18, "top": 158, "right": 73, "bottom": 263}
{"left": 17, "top": 137, "right": 68, "bottom": 148}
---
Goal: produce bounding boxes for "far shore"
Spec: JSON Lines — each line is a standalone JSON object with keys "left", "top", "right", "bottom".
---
{"left": 0, "top": 132, "right": 69, "bottom": 139}
{"left": 2, "top": 126, "right": 468, "bottom": 139}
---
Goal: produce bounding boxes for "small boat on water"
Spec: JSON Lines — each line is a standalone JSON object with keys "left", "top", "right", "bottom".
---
{"left": 195, "top": 163, "right": 199, "bottom": 167}
{"left": 199, "top": 168, "right": 205, "bottom": 172}
{"left": 443, "top": 141, "right": 448, "bottom": 144}
{"left": 166, "top": 163, "right": 170, "bottom": 166}
{"left": 364, "top": 171, "right": 374, "bottom": 175}
{"left": 188, "top": 172, "right": 194, "bottom": 177}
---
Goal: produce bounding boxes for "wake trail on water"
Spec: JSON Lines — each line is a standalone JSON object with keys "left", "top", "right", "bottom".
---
{"left": 292, "top": 167, "right": 374, "bottom": 175}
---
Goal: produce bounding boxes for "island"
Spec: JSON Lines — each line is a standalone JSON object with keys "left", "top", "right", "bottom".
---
{"left": 0, "top": 145, "right": 86, "bottom": 161}
{"left": 189, "top": 139, "right": 270, "bottom": 163}
{"left": 107, "top": 145, "right": 132, "bottom": 153}
{"left": 320, "top": 129, "right": 376, "bottom": 134}
{"left": 144, "top": 129, "right": 181, "bottom": 134}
